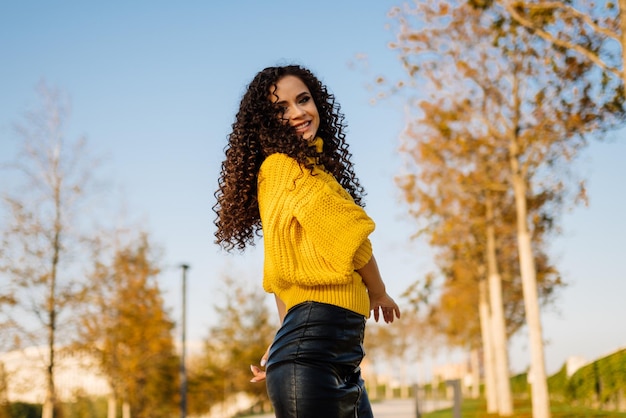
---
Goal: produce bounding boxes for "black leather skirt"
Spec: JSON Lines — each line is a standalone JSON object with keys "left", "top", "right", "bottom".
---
{"left": 266, "top": 301, "right": 373, "bottom": 418}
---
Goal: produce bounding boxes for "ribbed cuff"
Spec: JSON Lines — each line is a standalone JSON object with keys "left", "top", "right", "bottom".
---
{"left": 279, "top": 273, "right": 371, "bottom": 318}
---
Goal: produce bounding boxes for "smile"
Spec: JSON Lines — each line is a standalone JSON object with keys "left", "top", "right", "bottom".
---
{"left": 293, "top": 121, "right": 311, "bottom": 131}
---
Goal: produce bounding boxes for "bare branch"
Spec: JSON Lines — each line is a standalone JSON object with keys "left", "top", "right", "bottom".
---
{"left": 512, "top": 1, "right": 619, "bottom": 40}
{"left": 503, "top": 0, "right": 622, "bottom": 78}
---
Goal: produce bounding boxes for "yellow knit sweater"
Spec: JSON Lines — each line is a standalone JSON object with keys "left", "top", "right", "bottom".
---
{"left": 257, "top": 150, "right": 375, "bottom": 317}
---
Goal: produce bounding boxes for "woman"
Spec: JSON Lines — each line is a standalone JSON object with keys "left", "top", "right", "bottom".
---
{"left": 214, "top": 65, "right": 400, "bottom": 418}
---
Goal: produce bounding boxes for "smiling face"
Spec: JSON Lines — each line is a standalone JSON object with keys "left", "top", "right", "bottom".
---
{"left": 270, "top": 75, "right": 320, "bottom": 142}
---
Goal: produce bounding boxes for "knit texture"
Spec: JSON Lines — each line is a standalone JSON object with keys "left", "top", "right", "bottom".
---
{"left": 258, "top": 151, "right": 375, "bottom": 317}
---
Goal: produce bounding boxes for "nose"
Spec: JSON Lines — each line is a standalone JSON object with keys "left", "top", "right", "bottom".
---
{"left": 290, "top": 104, "right": 306, "bottom": 119}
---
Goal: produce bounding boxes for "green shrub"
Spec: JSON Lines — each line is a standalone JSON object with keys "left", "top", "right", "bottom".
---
{"left": 8, "top": 402, "right": 41, "bottom": 418}
{"left": 510, "top": 372, "right": 530, "bottom": 397}
{"left": 60, "top": 394, "right": 107, "bottom": 418}
{"left": 548, "top": 364, "right": 569, "bottom": 399}
{"left": 567, "top": 348, "right": 626, "bottom": 408}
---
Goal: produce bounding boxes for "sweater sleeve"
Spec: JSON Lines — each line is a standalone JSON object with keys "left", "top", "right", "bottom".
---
{"left": 293, "top": 181, "right": 374, "bottom": 273}
{"left": 262, "top": 154, "right": 375, "bottom": 272}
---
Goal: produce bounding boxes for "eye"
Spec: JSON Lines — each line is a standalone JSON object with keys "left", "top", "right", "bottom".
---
{"left": 299, "top": 96, "right": 311, "bottom": 104}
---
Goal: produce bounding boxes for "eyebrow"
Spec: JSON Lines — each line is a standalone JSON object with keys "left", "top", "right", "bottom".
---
{"left": 274, "top": 91, "right": 310, "bottom": 105}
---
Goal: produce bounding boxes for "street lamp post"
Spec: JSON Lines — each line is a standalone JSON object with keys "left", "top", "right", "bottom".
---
{"left": 180, "top": 264, "right": 190, "bottom": 418}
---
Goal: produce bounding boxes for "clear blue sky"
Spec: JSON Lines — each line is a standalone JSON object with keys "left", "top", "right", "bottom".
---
{"left": 1, "top": 1, "right": 624, "bottom": 379}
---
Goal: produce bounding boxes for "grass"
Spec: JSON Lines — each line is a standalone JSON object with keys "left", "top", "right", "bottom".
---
{"left": 421, "top": 398, "right": 626, "bottom": 418}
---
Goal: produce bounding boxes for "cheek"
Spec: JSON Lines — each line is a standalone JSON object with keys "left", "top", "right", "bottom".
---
{"left": 311, "top": 106, "right": 320, "bottom": 122}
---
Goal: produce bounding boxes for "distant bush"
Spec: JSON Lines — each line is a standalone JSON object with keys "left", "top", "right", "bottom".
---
{"left": 60, "top": 394, "right": 107, "bottom": 418}
{"left": 547, "top": 364, "right": 568, "bottom": 400}
{"left": 509, "top": 348, "right": 626, "bottom": 411}
{"left": 566, "top": 348, "right": 626, "bottom": 410}
{"left": 510, "top": 372, "right": 529, "bottom": 397}
{"left": 7, "top": 396, "right": 108, "bottom": 418}
{"left": 8, "top": 402, "right": 41, "bottom": 418}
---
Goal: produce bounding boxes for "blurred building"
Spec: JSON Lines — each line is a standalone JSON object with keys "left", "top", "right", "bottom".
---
{"left": 432, "top": 360, "right": 476, "bottom": 397}
{"left": 0, "top": 346, "right": 109, "bottom": 403}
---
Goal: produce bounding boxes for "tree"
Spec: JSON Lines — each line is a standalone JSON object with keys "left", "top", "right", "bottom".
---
{"left": 382, "top": 1, "right": 606, "bottom": 416}
{"left": 500, "top": 0, "right": 626, "bottom": 87}
{"left": 187, "top": 274, "right": 275, "bottom": 416}
{"left": 77, "top": 231, "right": 178, "bottom": 418}
{"left": 0, "top": 292, "right": 17, "bottom": 351}
{"left": 416, "top": 187, "right": 520, "bottom": 414}
{"left": 0, "top": 82, "right": 100, "bottom": 418}
{"left": 393, "top": 96, "right": 527, "bottom": 415}
{"left": 0, "top": 362, "right": 9, "bottom": 418}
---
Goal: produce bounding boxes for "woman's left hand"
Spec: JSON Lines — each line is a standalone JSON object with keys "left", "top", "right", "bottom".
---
{"left": 370, "top": 292, "right": 401, "bottom": 323}
{"left": 250, "top": 344, "right": 271, "bottom": 383}
{"left": 250, "top": 364, "right": 266, "bottom": 383}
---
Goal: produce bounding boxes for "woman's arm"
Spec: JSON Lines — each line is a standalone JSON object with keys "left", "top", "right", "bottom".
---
{"left": 274, "top": 294, "right": 287, "bottom": 325}
{"left": 357, "top": 254, "right": 401, "bottom": 323}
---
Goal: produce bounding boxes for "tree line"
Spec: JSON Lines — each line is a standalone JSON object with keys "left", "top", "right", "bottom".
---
{"left": 1, "top": 2, "right": 623, "bottom": 417}
{"left": 0, "top": 84, "right": 277, "bottom": 418}
{"left": 373, "top": 1, "right": 624, "bottom": 417}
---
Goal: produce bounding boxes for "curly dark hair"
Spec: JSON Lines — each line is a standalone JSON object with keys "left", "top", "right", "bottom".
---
{"left": 213, "top": 65, "right": 365, "bottom": 251}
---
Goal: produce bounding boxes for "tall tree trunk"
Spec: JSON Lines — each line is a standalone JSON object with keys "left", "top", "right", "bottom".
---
{"left": 400, "top": 364, "right": 409, "bottom": 398}
{"left": 619, "top": 0, "right": 626, "bottom": 88}
{"left": 510, "top": 168, "right": 551, "bottom": 418}
{"left": 122, "top": 401, "right": 131, "bottom": 418}
{"left": 486, "top": 194, "right": 514, "bottom": 416}
{"left": 0, "top": 363, "right": 9, "bottom": 418}
{"left": 42, "top": 278, "right": 57, "bottom": 418}
{"left": 41, "top": 401, "right": 53, "bottom": 418}
{"left": 508, "top": 146, "right": 549, "bottom": 417}
{"left": 107, "top": 393, "right": 117, "bottom": 418}
{"left": 507, "top": 61, "right": 551, "bottom": 418}
{"left": 478, "top": 279, "right": 498, "bottom": 413}
{"left": 470, "top": 348, "right": 481, "bottom": 399}
{"left": 43, "top": 184, "right": 61, "bottom": 418}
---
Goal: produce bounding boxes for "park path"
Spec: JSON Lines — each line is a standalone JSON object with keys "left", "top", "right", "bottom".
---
{"left": 247, "top": 397, "right": 452, "bottom": 418}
